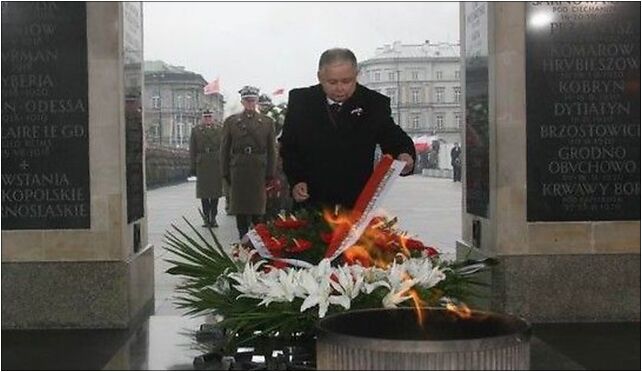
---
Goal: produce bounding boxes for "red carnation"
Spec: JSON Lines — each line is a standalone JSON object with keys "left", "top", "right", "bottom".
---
{"left": 274, "top": 218, "right": 308, "bottom": 230}
{"left": 266, "top": 236, "right": 287, "bottom": 255}
{"left": 254, "top": 224, "right": 272, "bottom": 240}
{"left": 425, "top": 246, "right": 439, "bottom": 257}
{"left": 405, "top": 238, "right": 426, "bottom": 251}
{"left": 289, "top": 238, "right": 312, "bottom": 253}
{"left": 369, "top": 216, "right": 385, "bottom": 227}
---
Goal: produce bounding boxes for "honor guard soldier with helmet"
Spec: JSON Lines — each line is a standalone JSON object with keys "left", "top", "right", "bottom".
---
{"left": 221, "top": 85, "right": 277, "bottom": 238}
{"left": 258, "top": 93, "right": 274, "bottom": 114}
{"left": 190, "top": 110, "right": 224, "bottom": 227}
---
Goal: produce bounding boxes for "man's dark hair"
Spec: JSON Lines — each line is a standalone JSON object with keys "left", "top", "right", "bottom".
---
{"left": 318, "top": 48, "right": 358, "bottom": 71}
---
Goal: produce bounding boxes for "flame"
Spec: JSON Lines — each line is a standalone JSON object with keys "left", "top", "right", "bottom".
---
{"left": 408, "top": 289, "right": 426, "bottom": 327}
{"left": 397, "top": 233, "right": 413, "bottom": 257}
{"left": 343, "top": 245, "right": 371, "bottom": 267}
{"left": 400, "top": 272, "right": 426, "bottom": 327}
{"left": 323, "top": 208, "right": 428, "bottom": 325}
{"left": 446, "top": 301, "right": 472, "bottom": 319}
{"left": 323, "top": 208, "right": 352, "bottom": 227}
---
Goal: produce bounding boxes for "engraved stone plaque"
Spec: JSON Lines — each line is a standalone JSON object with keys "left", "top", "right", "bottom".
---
{"left": 526, "top": 2, "right": 641, "bottom": 221}
{"left": 1, "top": 2, "right": 90, "bottom": 229}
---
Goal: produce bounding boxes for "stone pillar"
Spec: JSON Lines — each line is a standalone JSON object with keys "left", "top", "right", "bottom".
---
{"left": 1, "top": 2, "right": 154, "bottom": 328}
{"left": 458, "top": 2, "right": 640, "bottom": 322}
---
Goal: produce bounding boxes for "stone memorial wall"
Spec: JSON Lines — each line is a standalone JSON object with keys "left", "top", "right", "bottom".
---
{"left": 1, "top": 2, "right": 154, "bottom": 329}
{"left": 464, "top": 2, "right": 490, "bottom": 218}
{"left": 458, "top": 2, "right": 640, "bottom": 322}
{"left": 123, "top": 2, "right": 145, "bottom": 223}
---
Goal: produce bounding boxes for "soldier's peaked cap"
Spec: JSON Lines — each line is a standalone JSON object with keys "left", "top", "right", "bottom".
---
{"left": 202, "top": 110, "right": 213, "bottom": 116}
{"left": 239, "top": 85, "right": 259, "bottom": 99}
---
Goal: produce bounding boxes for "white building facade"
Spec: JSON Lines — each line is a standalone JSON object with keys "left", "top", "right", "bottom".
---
{"left": 358, "top": 41, "right": 462, "bottom": 156}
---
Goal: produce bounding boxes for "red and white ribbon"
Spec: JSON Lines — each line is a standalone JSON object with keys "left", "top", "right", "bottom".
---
{"left": 325, "top": 155, "right": 406, "bottom": 261}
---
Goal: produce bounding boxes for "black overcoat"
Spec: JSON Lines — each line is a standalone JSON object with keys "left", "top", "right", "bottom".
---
{"left": 280, "top": 83, "right": 416, "bottom": 209}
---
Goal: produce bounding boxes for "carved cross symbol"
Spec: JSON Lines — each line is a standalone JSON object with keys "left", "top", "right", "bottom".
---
{"left": 19, "top": 160, "right": 29, "bottom": 170}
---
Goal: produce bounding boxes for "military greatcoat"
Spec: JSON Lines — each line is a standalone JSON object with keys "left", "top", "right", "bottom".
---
{"left": 190, "top": 123, "right": 224, "bottom": 199}
{"left": 221, "top": 111, "right": 276, "bottom": 215}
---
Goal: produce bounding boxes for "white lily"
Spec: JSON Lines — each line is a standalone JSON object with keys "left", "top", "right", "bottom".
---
{"left": 405, "top": 257, "right": 446, "bottom": 289}
{"left": 327, "top": 264, "right": 364, "bottom": 311}
{"left": 227, "top": 260, "right": 268, "bottom": 299}
{"left": 382, "top": 286, "right": 414, "bottom": 308}
{"left": 360, "top": 266, "right": 390, "bottom": 294}
{"left": 258, "top": 267, "right": 298, "bottom": 306}
{"left": 382, "top": 261, "right": 417, "bottom": 308}
{"left": 298, "top": 268, "right": 332, "bottom": 317}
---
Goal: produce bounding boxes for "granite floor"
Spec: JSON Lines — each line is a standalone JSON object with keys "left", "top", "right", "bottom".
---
{"left": 2, "top": 177, "right": 640, "bottom": 370}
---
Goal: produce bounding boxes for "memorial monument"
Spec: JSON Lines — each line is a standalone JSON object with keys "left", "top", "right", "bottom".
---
{"left": 1, "top": 2, "right": 154, "bottom": 328}
{"left": 458, "top": 2, "right": 640, "bottom": 322}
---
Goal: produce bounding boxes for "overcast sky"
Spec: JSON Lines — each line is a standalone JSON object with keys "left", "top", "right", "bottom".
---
{"left": 143, "top": 2, "right": 459, "bottom": 111}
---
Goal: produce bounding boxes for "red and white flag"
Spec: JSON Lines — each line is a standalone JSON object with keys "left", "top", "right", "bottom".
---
{"left": 204, "top": 77, "right": 220, "bottom": 95}
{"left": 272, "top": 88, "right": 285, "bottom": 96}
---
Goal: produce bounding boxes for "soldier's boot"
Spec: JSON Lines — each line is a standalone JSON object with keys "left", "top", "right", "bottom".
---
{"left": 202, "top": 208, "right": 211, "bottom": 227}
{"left": 209, "top": 209, "right": 218, "bottom": 228}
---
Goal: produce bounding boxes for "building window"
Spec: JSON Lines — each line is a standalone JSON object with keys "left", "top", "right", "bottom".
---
{"left": 176, "top": 95, "right": 184, "bottom": 109}
{"left": 411, "top": 71, "right": 419, "bottom": 80}
{"left": 455, "top": 114, "right": 461, "bottom": 128}
{"left": 374, "top": 71, "right": 381, "bottom": 82}
{"left": 152, "top": 95, "right": 161, "bottom": 109}
{"left": 435, "top": 87, "right": 445, "bottom": 103}
{"left": 149, "top": 123, "right": 160, "bottom": 140}
{"left": 177, "top": 122, "right": 185, "bottom": 145}
{"left": 412, "top": 114, "right": 420, "bottom": 129}
{"left": 411, "top": 89, "right": 421, "bottom": 104}
{"left": 436, "top": 114, "right": 444, "bottom": 130}
{"left": 385, "top": 88, "right": 397, "bottom": 106}
{"left": 453, "top": 87, "right": 461, "bottom": 103}
{"left": 388, "top": 71, "right": 396, "bottom": 81}
{"left": 436, "top": 71, "right": 443, "bottom": 80}
{"left": 455, "top": 70, "right": 460, "bottom": 79}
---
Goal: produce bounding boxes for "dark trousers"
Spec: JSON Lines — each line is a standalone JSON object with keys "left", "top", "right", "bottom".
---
{"left": 201, "top": 198, "right": 219, "bottom": 223}
{"left": 453, "top": 165, "right": 461, "bottom": 182}
{"left": 236, "top": 214, "right": 261, "bottom": 239}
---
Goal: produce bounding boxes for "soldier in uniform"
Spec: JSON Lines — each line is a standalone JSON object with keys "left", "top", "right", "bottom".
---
{"left": 221, "top": 86, "right": 277, "bottom": 238}
{"left": 258, "top": 93, "right": 274, "bottom": 114}
{"left": 190, "top": 110, "right": 224, "bottom": 227}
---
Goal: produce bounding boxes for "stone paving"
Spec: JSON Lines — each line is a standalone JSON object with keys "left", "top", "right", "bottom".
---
{"left": 149, "top": 175, "right": 462, "bottom": 316}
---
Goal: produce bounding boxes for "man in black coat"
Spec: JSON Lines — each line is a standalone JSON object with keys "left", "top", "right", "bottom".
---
{"left": 280, "top": 48, "right": 416, "bottom": 210}
{"left": 450, "top": 142, "right": 462, "bottom": 182}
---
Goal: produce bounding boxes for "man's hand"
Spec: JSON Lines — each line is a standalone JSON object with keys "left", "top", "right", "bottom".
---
{"left": 397, "top": 153, "right": 414, "bottom": 175}
{"left": 292, "top": 182, "right": 310, "bottom": 202}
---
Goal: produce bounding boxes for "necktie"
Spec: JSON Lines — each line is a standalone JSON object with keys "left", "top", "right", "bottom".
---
{"left": 329, "top": 103, "right": 341, "bottom": 123}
